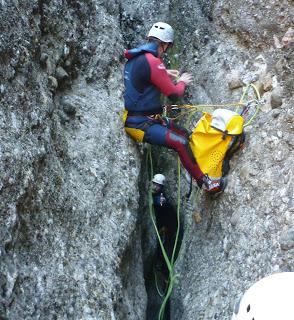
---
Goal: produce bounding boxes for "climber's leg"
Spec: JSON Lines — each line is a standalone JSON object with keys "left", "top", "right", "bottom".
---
{"left": 145, "top": 124, "right": 204, "bottom": 186}
{"left": 164, "top": 118, "right": 191, "bottom": 139}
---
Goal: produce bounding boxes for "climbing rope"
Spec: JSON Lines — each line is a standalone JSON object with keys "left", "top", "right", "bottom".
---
{"left": 154, "top": 266, "right": 165, "bottom": 298}
{"left": 147, "top": 146, "right": 181, "bottom": 320}
{"left": 158, "top": 158, "right": 181, "bottom": 320}
{"left": 164, "top": 83, "right": 263, "bottom": 127}
{"left": 239, "top": 83, "right": 262, "bottom": 127}
{"left": 147, "top": 83, "right": 263, "bottom": 319}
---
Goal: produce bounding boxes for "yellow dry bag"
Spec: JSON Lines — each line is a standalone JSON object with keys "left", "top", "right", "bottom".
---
{"left": 190, "top": 109, "right": 244, "bottom": 179}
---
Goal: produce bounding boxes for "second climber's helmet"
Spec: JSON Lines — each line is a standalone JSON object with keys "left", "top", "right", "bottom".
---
{"left": 152, "top": 174, "right": 166, "bottom": 186}
{"left": 147, "top": 22, "right": 174, "bottom": 43}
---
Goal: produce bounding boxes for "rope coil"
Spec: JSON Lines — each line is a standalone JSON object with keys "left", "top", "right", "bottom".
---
{"left": 165, "top": 83, "right": 263, "bottom": 127}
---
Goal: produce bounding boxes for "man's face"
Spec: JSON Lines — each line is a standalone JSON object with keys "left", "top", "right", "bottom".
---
{"left": 158, "top": 42, "right": 170, "bottom": 57}
{"left": 152, "top": 182, "right": 162, "bottom": 193}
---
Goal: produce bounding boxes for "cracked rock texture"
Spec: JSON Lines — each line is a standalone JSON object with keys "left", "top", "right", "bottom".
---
{"left": 0, "top": 0, "right": 293, "bottom": 319}
{"left": 168, "top": 1, "right": 294, "bottom": 320}
{"left": 0, "top": 1, "right": 148, "bottom": 319}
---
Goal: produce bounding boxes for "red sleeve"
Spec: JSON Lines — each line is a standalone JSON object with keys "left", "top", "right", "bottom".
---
{"left": 145, "top": 53, "right": 186, "bottom": 97}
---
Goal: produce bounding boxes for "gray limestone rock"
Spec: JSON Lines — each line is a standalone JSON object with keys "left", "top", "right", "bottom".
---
{"left": 271, "top": 87, "right": 283, "bottom": 108}
{"left": 1, "top": 0, "right": 294, "bottom": 320}
{"left": 280, "top": 228, "right": 294, "bottom": 251}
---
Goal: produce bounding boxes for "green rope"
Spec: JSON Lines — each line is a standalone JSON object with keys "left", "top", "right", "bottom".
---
{"left": 171, "top": 158, "right": 181, "bottom": 266}
{"left": 147, "top": 146, "right": 182, "bottom": 320}
{"left": 154, "top": 266, "right": 165, "bottom": 298}
{"left": 242, "top": 83, "right": 262, "bottom": 127}
{"left": 146, "top": 83, "right": 262, "bottom": 319}
{"left": 158, "top": 158, "right": 181, "bottom": 320}
{"left": 147, "top": 147, "right": 172, "bottom": 274}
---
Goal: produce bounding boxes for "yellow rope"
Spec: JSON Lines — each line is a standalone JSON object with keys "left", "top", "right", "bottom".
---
{"left": 167, "top": 83, "right": 262, "bottom": 125}
{"left": 174, "top": 102, "right": 245, "bottom": 109}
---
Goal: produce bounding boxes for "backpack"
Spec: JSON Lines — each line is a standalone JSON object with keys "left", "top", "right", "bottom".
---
{"left": 190, "top": 109, "right": 245, "bottom": 181}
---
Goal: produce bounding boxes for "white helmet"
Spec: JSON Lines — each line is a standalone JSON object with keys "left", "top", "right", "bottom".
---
{"left": 232, "top": 272, "right": 294, "bottom": 320}
{"left": 147, "top": 22, "right": 174, "bottom": 43}
{"left": 152, "top": 174, "right": 166, "bottom": 185}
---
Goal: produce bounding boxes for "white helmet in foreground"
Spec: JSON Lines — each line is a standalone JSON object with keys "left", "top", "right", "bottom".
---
{"left": 147, "top": 22, "right": 174, "bottom": 43}
{"left": 152, "top": 174, "right": 166, "bottom": 185}
{"left": 232, "top": 272, "right": 294, "bottom": 320}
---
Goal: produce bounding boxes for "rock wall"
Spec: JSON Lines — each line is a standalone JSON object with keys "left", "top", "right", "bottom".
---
{"left": 169, "top": 0, "right": 294, "bottom": 319}
{"left": 0, "top": 0, "right": 293, "bottom": 319}
{"left": 0, "top": 1, "right": 148, "bottom": 319}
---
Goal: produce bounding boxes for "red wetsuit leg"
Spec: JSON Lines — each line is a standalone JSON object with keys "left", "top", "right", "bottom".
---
{"left": 165, "top": 130, "right": 203, "bottom": 184}
{"left": 167, "top": 119, "right": 190, "bottom": 139}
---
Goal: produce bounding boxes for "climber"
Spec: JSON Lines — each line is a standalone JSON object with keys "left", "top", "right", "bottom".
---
{"left": 152, "top": 174, "right": 176, "bottom": 234}
{"left": 152, "top": 174, "right": 179, "bottom": 275}
{"left": 232, "top": 272, "right": 294, "bottom": 320}
{"left": 123, "top": 22, "right": 220, "bottom": 192}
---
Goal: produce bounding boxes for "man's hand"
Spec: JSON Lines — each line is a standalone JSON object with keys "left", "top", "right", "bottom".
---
{"left": 167, "top": 69, "right": 180, "bottom": 79}
{"left": 178, "top": 72, "right": 193, "bottom": 85}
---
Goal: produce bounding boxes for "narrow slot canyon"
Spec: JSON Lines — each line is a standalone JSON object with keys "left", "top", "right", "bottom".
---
{"left": 0, "top": 1, "right": 293, "bottom": 319}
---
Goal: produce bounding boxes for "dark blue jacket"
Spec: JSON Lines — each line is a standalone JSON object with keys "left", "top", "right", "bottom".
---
{"left": 123, "top": 42, "right": 185, "bottom": 115}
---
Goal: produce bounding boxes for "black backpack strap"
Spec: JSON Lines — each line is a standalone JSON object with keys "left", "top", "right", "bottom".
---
{"left": 222, "top": 132, "right": 246, "bottom": 176}
{"left": 185, "top": 174, "right": 193, "bottom": 200}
